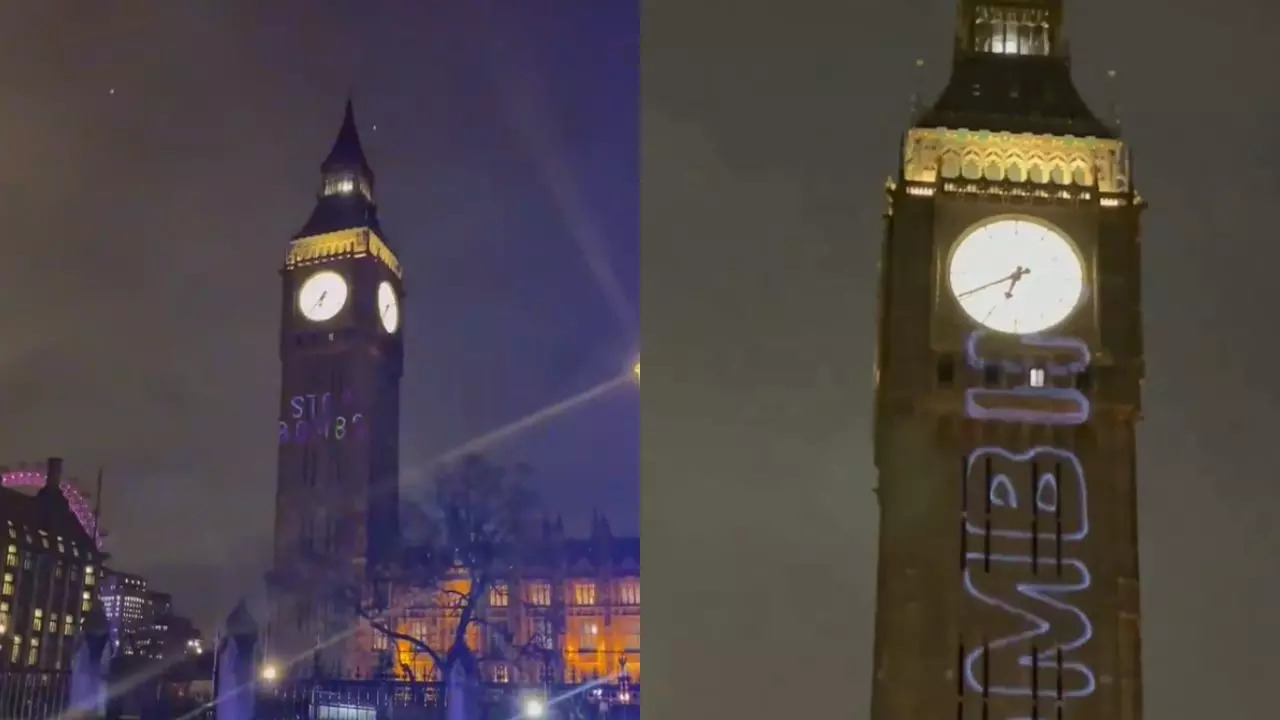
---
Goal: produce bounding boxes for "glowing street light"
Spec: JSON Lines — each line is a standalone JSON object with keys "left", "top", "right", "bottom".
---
{"left": 260, "top": 663, "right": 279, "bottom": 682}
{"left": 522, "top": 697, "right": 546, "bottom": 718}
{"left": 632, "top": 359, "right": 640, "bottom": 384}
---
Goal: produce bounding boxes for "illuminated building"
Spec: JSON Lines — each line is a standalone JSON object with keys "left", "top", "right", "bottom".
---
{"left": 134, "top": 612, "right": 202, "bottom": 660}
{"left": 870, "top": 2, "right": 1144, "bottom": 719}
{"left": 128, "top": 591, "right": 202, "bottom": 660}
{"left": 0, "top": 458, "right": 102, "bottom": 671}
{"left": 267, "top": 100, "right": 405, "bottom": 676}
{"left": 100, "top": 568, "right": 150, "bottom": 651}
{"left": 385, "top": 516, "right": 640, "bottom": 685}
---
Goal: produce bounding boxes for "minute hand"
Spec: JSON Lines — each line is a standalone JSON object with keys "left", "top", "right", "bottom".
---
{"left": 956, "top": 269, "right": 1023, "bottom": 300}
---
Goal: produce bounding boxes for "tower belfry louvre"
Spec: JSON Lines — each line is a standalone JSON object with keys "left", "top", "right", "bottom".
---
{"left": 870, "top": 1, "right": 1144, "bottom": 719}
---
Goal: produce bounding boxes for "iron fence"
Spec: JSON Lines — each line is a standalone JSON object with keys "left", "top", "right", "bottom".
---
{"left": 0, "top": 671, "right": 638, "bottom": 720}
{"left": 0, "top": 669, "right": 69, "bottom": 720}
{"left": 254, "top": 680, "right": 639, "bottom": 720}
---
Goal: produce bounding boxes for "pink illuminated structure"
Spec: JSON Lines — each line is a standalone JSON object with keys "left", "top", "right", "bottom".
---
{"left": 1, "top": 469, "right": 102, "bottom": 547}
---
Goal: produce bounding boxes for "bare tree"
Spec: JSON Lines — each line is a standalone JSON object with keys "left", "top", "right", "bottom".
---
{"left": 338, "top": 454, "right": 557, "bottom": 695}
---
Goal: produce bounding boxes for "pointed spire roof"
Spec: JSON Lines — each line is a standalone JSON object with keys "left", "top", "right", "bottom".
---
{"left": 321, "top": 99, "right": 374, "bottom": 179}
{"left": 224, "top": 599, "right": 258, "bottom": 637}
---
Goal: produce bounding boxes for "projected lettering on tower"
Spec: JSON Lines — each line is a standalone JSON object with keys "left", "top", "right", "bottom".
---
{"left": 279, "top": 390, "right": 364, "bottom": 445}
{"left": 960, "top": 330, "right": 1095, "bottom": 717}
{"left": 964, "top": 333, "right": 1091, "bottom": 425}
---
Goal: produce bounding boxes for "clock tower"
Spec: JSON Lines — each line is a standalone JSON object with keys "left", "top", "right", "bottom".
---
{"left": 269, "top": 101, "right": 404, "bottom": 676}
{"left": 871, "top": 3, "right": 1145, "bottom": 720}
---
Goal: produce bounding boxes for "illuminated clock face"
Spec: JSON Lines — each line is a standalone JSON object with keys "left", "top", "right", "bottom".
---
{"left": 947, "top": 217, "right": 1084, "bottom": 335}
{"left": 297, "top": 270, "right": 349, "bottom": 322}
{"left": 377, "top": 281, "right": 400, "bottom": 333}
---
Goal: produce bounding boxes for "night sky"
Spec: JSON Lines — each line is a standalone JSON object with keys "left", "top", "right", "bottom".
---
{"left": 642, "top": 0, "right": 1278, "bottom": 718}
{"left": 0, "top": 1, "right": 637, "bottom": 631}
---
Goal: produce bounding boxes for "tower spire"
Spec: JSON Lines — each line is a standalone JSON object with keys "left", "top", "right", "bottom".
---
{"left": 321, "top": 99, "right": 373, "bottom": 179}
{"left": 293, "top": 100, "right": 382, "bottom": 240}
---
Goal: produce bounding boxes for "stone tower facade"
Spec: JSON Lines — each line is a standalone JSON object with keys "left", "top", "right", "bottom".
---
{"left": 870, "top": 3, "right": 1145, "bottom": 719}
{"left": 269, "top": 101, "right": 405, "bottom": 678}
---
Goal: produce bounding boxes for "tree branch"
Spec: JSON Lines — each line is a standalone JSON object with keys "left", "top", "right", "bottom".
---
{"left": 360, "top": 611, "right": 445, "bottom": 669}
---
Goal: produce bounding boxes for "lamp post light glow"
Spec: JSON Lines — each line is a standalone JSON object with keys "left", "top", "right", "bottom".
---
{"left": 632, "top": 359, "right": 640, "bottom": 384}
{"left": 522, "top": 697, "right": 546, "bottom": 718}
{"left": 260, "top": 663, "right": 279, "bottom": 682}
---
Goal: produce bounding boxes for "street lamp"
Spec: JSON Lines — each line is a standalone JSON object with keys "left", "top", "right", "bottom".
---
{"left": 632, "top": 359, "right": 640, "bottom": 384}
{"left": 260, "top": 663, "right": 279, "bottom": 683}
{"left": 522, "top": 696, "right": 546, "bottom": 718}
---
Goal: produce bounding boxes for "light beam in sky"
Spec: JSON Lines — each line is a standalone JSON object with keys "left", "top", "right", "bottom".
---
{"left": 436, "top": 368, "right": 635, "bottom": 464}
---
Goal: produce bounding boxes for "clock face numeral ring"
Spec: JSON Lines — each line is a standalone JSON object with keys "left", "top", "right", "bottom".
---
{"left": 947, "top": 216, "right": 1084, "bottom": 336}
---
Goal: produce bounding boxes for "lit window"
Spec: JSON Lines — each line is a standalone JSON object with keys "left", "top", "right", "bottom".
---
{"left": 579, "top": 622, "right": 599, "bottom": 650}
{"left": 493, "top": 664, "right": 509, "bottom": 683}
{"left": 10, "top": 636, "right": 19, "bottom": 663}
{"left": 4, "top": 545, "right": 15, "bottom": 566}
{"left": 488, "top": 582, "right": 509, "bottom": 608}
{"left": 526, "top": 582, "right": 551, "bottom": 607}
{"left": 972, "top": 5, "right": 1052, "bottom": 56}
{"left": 372, "top": 627, "right": 387, "bottom": 651}
{"left": 324, "top": 175, "right": 360, "bottom": 197}
{"left": 0, "top": 601, "right": 9, "bottom": 630}
{"left": 1, "top": 573, "right": 13, "bottom": 596}
{"left": 1029, "top": 367, "right": 1046, "bottom": 388}
{"left": 572, "top": 583, "right": 597, "bottom": 606}
{"left": 616, "top": 580, "right": 640, "bottom": 606}
{"left": 32, "top": 609, "right": 42, "bottom": 633}
{"left": 27, "top": 636, "right": 38, "bottom": 665}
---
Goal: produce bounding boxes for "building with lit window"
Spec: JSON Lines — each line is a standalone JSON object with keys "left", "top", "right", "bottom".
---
{"left": 0, "top": 458, "right": 102, "bottom": 671}
{"left": 100, "top": 568, "right": 150, "bottom": 650}
{"left": 381, "top": 515, "right": 640, "bottom": 687}
{"left": 133, "top": 610, "right": 203, "bottom": 660}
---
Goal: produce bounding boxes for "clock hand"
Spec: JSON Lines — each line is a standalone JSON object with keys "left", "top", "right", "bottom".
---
{"left": 312, "top": 290, "right": 328, "bottom": 310}
{"left": 1003, "top": 265, "right": 1031, "bottom": 299}
{"left": 957, "top": 269, "right": 1023, "bottom": 300}
{"left": 976, "top": 266, "right": 1031, "bottom": 324}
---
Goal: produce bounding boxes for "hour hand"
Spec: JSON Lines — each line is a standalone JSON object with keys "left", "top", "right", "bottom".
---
{"left": 1003, "top": 265, "right": 1031, "bottom": 298}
